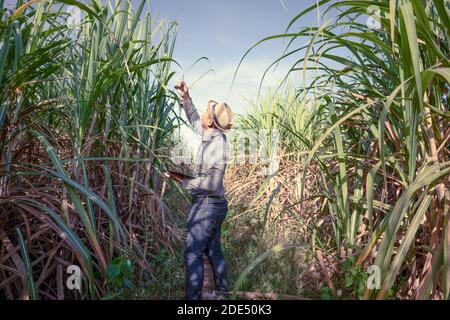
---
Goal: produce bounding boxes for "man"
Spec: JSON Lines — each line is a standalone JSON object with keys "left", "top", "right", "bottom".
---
{"left": 166, "top": 81, "right": 233, "bottom": 300}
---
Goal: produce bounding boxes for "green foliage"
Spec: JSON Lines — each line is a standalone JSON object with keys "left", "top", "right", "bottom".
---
{"left": 107, "top": 256, "right": 135, "bottom": 292}
{"left": 237, "top": 84, "right": 314, "bottom": 159}
{"left": 233, "top": 0, "right": 449, "bottom": 299}
{"left": 0, "top": 0, "right": 181, "bottom": 299}
{"left": 143, "top": 248, "right": 184, "bottom": 299}
{"left": 319, "top": 287, "right": 333, "bottom": 300}
{"left": 341, "top": 256, "right": 368, "bottom": 299}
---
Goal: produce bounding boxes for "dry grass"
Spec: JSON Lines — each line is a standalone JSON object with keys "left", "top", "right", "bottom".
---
{"left": 0, "top": 136, "right": 183, "bottom": 299}
{"left": 224, "top": 156, "right": 336, "bottom": 297}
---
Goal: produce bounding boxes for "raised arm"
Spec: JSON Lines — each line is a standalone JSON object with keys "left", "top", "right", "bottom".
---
{"left": 175, "top": 81, "right": 202, "bottom": 135}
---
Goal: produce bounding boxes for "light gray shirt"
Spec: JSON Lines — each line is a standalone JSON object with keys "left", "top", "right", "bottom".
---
{"left": 181, "top": 97, "right": 229, "bottom": 198}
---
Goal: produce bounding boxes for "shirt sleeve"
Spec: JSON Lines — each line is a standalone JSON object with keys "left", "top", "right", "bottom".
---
{"left": 181, "top": 97, "right": 202, "bottom": 136}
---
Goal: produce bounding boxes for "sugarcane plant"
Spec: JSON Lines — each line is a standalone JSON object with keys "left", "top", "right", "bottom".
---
{"left": 0, "top": 0, "right": 182, "bottom": 299}
{"left": 233, "top": 0, "right": 449, "bottom": 299}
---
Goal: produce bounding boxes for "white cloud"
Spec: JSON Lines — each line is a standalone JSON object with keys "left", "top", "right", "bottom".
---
{"left": 174, "top": 57, "right": 296, "bottom": 116}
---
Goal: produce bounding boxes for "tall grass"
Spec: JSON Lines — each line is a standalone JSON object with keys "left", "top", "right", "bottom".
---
{"left": 234, "top": 0, "right": 449, "bottom": 299}
{"left": 238, "top": 83, "right": 314, "bottom": 159}
{"left": 0, "top": 0, "right": 181, "bottom": 299}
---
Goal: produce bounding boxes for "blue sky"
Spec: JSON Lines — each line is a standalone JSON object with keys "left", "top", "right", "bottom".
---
{"left": 141, "top": 0, "right": 341, "bottom": 153}
{"left": 4, "top": 0, "right": 342, "bottom": 151}
{"left": 3, "top": 0, "right": 337, "bottom": 115}
{"left": 147, "top": 0, "right": 326, "bottom": 115}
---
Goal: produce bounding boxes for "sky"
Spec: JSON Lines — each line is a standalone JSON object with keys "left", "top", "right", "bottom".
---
{"left": 146, "top": 0, "right": 325, "bottom": 116}
{"left": 3, "top": 0, "right": 341, "bottom": 152}
{"left": 142, "top": 0, "right": 336, "bottom": 154}
{"left": 3, "top": 0, "right": 343, "bottom": 115}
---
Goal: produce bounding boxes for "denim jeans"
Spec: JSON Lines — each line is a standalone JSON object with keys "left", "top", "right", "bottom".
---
{"left": 184, "top": 197, "right": 228, "bottom": 300}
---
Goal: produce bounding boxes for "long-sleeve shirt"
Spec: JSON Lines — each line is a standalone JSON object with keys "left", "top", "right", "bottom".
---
{"left": 181, "top": 97, "right": 229, "bottom": 198}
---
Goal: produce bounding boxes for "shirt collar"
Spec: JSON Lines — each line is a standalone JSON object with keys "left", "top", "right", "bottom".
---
{"left": 202, "top": 128, "right": 222, "bottom": 142}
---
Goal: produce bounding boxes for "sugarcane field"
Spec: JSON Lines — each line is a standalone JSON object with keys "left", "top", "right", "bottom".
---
{"left": 0, "top": 0, "right": 449, "bottom": 306}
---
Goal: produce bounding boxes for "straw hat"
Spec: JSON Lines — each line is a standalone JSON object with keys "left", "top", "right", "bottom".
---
{"left": 207, "top": 100, "right": 233, "bottom": 131}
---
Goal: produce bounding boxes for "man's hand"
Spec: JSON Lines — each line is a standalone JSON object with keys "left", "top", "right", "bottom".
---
{"left": 175, "top": 81, "right": 190, "bottom": 102}
{"left": 164, "top": 171, "right": 183, "bottom": 185}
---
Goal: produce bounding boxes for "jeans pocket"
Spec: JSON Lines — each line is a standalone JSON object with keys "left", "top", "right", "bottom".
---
{"left": 204, "top": 216, "right": 219, "bottom": 237}
{"left": 213, "top": 207, "right": 227, "bottom": 220}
